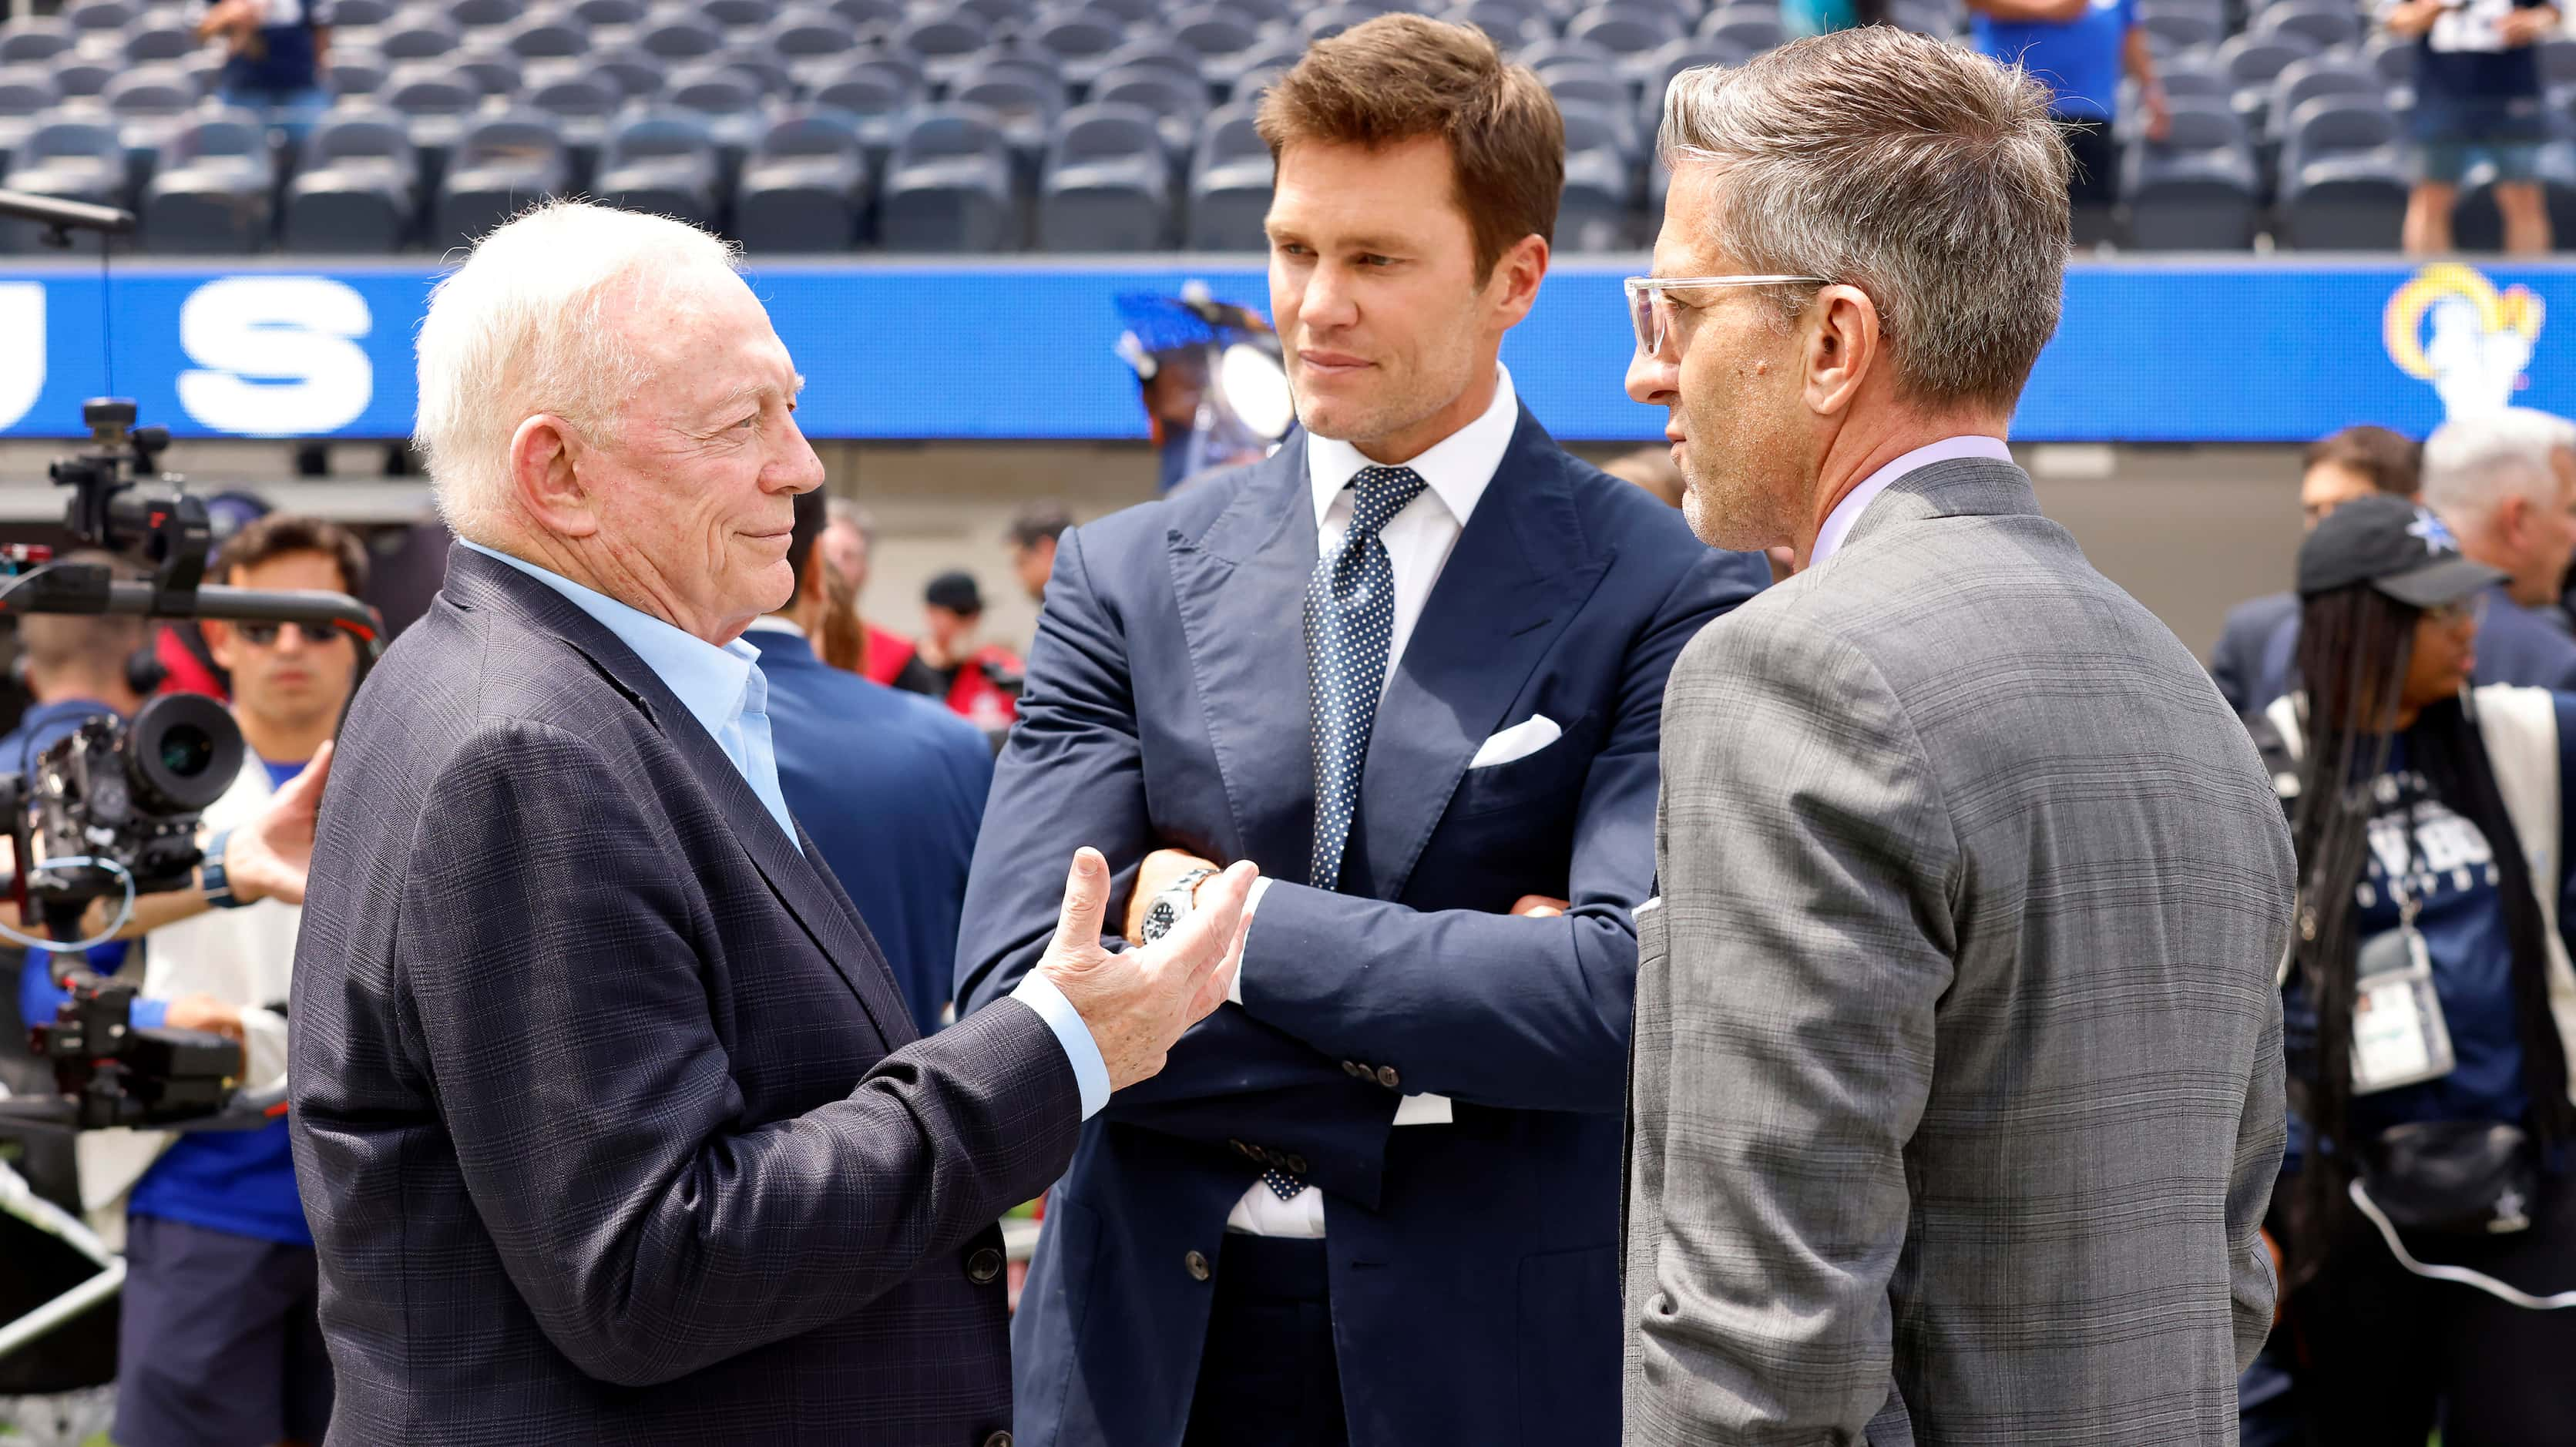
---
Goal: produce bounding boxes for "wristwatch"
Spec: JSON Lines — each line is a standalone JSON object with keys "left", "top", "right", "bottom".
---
{"left": 1137, "top": 867, "right": 1219, "bottom": 945}
{"left": 199, "top": 827, "right": 253, "bottom": 910}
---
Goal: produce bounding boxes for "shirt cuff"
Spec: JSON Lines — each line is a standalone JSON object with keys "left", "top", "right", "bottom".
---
{"left": 1011, "top": 972, "right": 1110, "bottom": 1121}
{"left": 1227, "top": 875, "right": 1275, "bottom": 1008}
{"left": 129, "top": 995, "right": 170, "bottom": 1031}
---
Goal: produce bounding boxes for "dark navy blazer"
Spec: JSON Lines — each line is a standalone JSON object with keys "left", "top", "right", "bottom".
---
{"left": 291, "top": 548, "right": 1078, "bottom": 1445}
{"left": 758, "top": 626, "right": 993, "bottom": 1036}
{"left": 957, "top": 412, "right": 1767, "bottom": 1447}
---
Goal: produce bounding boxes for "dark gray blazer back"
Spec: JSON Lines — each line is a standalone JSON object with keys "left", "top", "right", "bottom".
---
{"left": 1626, "top": 459, "right": 2295, "bottom": 1445}
{"left": 288, "top": 546, "right": 1079, "bottom": 1446}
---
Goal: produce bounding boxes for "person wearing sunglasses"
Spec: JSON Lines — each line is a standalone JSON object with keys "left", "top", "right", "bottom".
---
{"left": 109, "top": 512, "right": 368, "bottom": 1447}
{"left": 1620, "top": 30, "right": 2292, "bottom": 1445}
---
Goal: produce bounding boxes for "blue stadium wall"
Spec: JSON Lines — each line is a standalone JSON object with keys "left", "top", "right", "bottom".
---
{"left": 0, "top": 256, "right": 2560, "bottom": 443}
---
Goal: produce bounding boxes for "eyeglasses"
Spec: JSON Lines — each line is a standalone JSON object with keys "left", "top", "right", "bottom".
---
{"left": 2423, "top": 593, "right": 2488, "bottom": 629}
{"left": 1624, "top": 274, "right": 1831, "bottom": 358}
{"left": 233, "top": 620, "right": 340, "bottom": 647}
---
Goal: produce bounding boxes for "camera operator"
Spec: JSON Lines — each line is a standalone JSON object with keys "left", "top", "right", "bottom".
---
{"left": 106, "top": 514, "right": 361, "bottom": 1447}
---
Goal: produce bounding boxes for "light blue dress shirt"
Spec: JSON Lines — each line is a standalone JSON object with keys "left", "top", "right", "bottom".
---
{"left": 462, "top": 540, "right": 1109, "bottom": 1118}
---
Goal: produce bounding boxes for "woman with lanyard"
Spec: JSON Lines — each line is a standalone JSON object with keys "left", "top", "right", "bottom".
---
{"left": 2249, "top": 493, "right": 2576, "bottom": 1443}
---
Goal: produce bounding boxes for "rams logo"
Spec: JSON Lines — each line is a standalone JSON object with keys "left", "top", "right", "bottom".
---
{"left": 2385, "top": 263, "right": 2544, "bottom": 421}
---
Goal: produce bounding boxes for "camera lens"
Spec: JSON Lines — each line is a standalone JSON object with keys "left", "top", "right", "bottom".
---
{"left": 159, "top": 725, "right": 213, "bottom": 778}
{"left": 126, "top": 694, "right": 244, "bottom": 814}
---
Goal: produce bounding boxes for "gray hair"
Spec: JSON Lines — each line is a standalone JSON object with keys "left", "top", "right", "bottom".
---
{"left": 1658, "top": 28, "right": 2071, "bottom": 409}
{"left": 414, "top": 200, "right": 741, "bottom": 546}
{"left": 825, "top": 496, "right": 875, "bottom": 545}
{"left": 2422, "top": 408, "right": 2576, "bottom": 525}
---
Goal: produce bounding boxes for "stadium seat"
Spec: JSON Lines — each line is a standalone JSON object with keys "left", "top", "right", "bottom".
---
{"left": 2252, "top": 0, "right": 2363, "bottom": 54}
{"left": 891, "top": 15, "right": 986, "bottom": 85}
{"left": 879, "top": 106, "right": 1019, "bottom": 250}
{"left": 593, "top": 111, "right": 725, "bottom": 227}
{"left": 1029, "top": 12, "right": 1126, "bottom": 86}
{"left": 1300, "top": 4, "right": 1382, "bottom": 42}
{"left": 1558, "top": 102, "right": 1635, "bottom": 252}
{"left": 1174, "top": 8, "right": 1264, "bottom": 87}
{"left": 2156, "top": 61, "right": 2228, "bottom": 105}
{"left": 63, "top": 0, "right": 135, "bottom": 33}
{"left": 2215, "top": 32, "right": 2317, "bottom": 131}
{"left": 1038, "top": 101, "right": 1170, "bottom": 249}
{"left": 1186, "top": 99, "right": 1269, "bottom": 249}
{"left": 285, "top": 110, "right": 420, "bottom": 250}
{"left": 714, "top": 37, "right": 794, "bottom": 95}
{"left": 1095, "top": 37, "right": 1207, "bottom": 92}
{"left": 2, "top": 116, "right": 129, "bottom": 250}
{"left": 771, "top": 5, "right": 861, "bottom": 87}
{"left": 1547, "top": 71, "right": 1631, "bottom": 123}
{"left": 435, "top": 113, "right": 570, "bottom": 248}
{"left": 1439, "top": 0, "right": 1547, "bottom": 45}
{"left": 667, "top": 59, "right": 764, "bottom": 116}
{"left": 52, "top": 58, "right": 113, "bottom": 100}
{"left": 2278, "top": 96, "right": 2406, "bottom": 249}
{"left": 506, "top": 12, "right": 592, "bottom": 59}
{"left": 2266, "top": 55, "right": 2381, "bottom": 137}
{"left": 2544, "top": 35, "right": 2576, "bottom": 90}
{"left": 333, "top": 0, "right": 401, "bottom": 24}
{"left": 2363, "top": 31, "right": 2415, "bottom": 89}
{"left": 1080, "top": 0, "right": 1157, "bottom": 20}
{"left": 384, "top": 62, "right": 483, "bottom": 119}
{"left": 142, "top": 112, "right": 274, "bottom": 253}
{"left": 1092, "top": 62, "right": 1210, "bottom": 155}
{"left": 0, "top": 68, "right": 59, "bottom": 175}
{"left": 2138, "top": 2, "right": 2223, "bottom": 52}
{"left": 452, "top": 50, "right": 525, "bottom": 99}
{"left": 2124, "top": 99, "right": 2260, "bottom": 249}
{"left": 0, "top": 19, "right": 76, "bottom": 66}
{"left": 1215, "top": 0, "right": 1296, "bottom": 25}
{"left": 453, "top": 0, "right": 528, "bottom": 29}
{"left": 640, "top": 13, "right": 723, "bottom": 59}
{"left": 1698, "top": 5, "right": 1784, "bottom": 52}
{"left": 1568, "top": 6, "right": 1684, "bottom": 67}
{"left": 828, "top": 0, "right": 906, "bottom": 25}
{"left": 381, "top": 16, "right": 463, "bottom": 59}
{"left": 588, "top": 44, "right": 671, "bottom": 101}
{"left": 1645, "top": 39, "right": 1749, "bottom": 106}
{"left": 704, "top": 0, "right": 782, "bottom": 28}
{"left": 736, "top": 106, "right": 870, "bottom": 249}
{"left": 123, "top": 22, "right": 195, "bottom": 63}
{"left": 329, "top": 49, "right": 391, "bottom": 98}
{"left": 2453, "top": 127, "right": 2576, "bottom": 250}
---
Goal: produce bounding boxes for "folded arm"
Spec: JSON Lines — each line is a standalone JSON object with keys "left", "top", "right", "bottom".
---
{"left": 404, "top": 720, "right": 1079, "bottom": 1388}
{"left": 1629, "top": 613, "right": 1959, "bottom": 1441}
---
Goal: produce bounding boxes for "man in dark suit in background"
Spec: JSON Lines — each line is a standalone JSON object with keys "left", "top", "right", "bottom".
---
{"left": 751, "top": 488, "right": 995, "bottom": 1036}
{"left": 2208, "top": 425, "right": 2418, "bottom": 713}
{"left": 957, "top": 18, "right": 1766, "bottom": 1447}
{"left": 290, "top": 200, "right": 1257, "bottom": 1446}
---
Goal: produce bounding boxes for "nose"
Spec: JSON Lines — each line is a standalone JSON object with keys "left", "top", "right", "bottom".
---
{"left": 770, "top": 411, "right": 825, "bottom": 495}
{"left": 1298, "top": 260, "right": 1359, "bottom": 336}
{"left": 1626, "top": 343, "right": 1676, "bottom": 408}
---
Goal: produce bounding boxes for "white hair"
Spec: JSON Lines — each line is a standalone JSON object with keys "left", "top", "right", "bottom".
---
{"left": 414, "top": 200, "right": 741, "bottom": 546}
{"left": 2421, "top": 407, "right": 2576, "bottom": 526}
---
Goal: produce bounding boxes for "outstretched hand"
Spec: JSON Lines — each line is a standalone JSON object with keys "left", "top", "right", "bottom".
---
{"left": 1036, "top": 848, "right": 1256, "bottom": 1092}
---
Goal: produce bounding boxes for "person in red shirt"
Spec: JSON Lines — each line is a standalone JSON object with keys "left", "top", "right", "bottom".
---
{"left": 918, "top": 571, "right": 1021, "bottom": 740}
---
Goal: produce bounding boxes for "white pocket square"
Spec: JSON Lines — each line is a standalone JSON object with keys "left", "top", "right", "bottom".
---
{"left": 1468, "top": 713, "right": 1561, "bottom": 770}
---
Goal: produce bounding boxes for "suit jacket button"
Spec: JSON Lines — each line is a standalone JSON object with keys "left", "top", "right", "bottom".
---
{"left": 1375, "top": 1066, "right": 1400, "bottom": 1089}
{"left": 1285, "top": 1153, "right": 1308, "bottom": 1175}
{"left": 966, "top": 1247, "right": 1003, "bottom": 1285}
{"left": 982, "top": 1433, "right": 1013, "bottom": 1447}
{"left": 1342, "top": 1060, "right": 1365, "bottom": 1077}
{"left": 1185, "top": 1250, "right": 1211, "bottom": 1282}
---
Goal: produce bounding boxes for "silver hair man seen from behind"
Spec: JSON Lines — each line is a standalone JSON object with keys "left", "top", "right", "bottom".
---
{"left": 1620, "top": 29, "right": 2294, "bottom": 1443}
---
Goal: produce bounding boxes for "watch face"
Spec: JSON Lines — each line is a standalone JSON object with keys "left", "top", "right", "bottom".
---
{"left": 1143, "top": 897, "right": 1180, "bottom": 942}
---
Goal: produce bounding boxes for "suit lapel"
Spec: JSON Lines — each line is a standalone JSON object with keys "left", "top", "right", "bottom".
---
{"left": 443, "top": 549, "right": 915, "bottom": 1046}
{"left": 1348, "top": 409, "right": 1610, "bottom": 901}
{"left": 1167, "top": 438, "right": 1322, "bottom": 879}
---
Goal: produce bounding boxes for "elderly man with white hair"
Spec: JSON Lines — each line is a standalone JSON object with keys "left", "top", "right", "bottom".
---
{"left": 2251, "top": 407, "right": 2576, "bottom": 705}
{"left": 286, "top": 200, "right": 1257, "bottom": 1446}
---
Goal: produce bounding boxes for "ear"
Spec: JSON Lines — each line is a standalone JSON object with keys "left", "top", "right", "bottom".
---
{"left": 203, "top": 617, "right": 237, "bottom": 672}
{"left": 1485, "top": 233, "right": 1550, "bottom": 331}
{"left": 508, "top": 415, "right": 601, "bottom": 540}
{"left": 2498, "top": 492, "right": 2534, "bottom": 549}
{"left": 1802, "top": 284, "right": 1882, "bottom": 420}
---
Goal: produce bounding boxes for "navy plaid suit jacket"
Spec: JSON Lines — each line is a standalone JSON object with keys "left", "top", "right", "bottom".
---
{"left": 289, "top": 546, "right": 1078, "bottom": 1445}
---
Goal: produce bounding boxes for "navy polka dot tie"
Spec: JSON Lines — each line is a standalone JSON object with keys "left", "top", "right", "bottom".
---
{"left": 1305, "top": 465, "right": 1426, "bottom": 896}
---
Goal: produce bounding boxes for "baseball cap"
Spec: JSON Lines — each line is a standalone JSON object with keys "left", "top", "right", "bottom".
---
{"left": 925, "top": 570, "right": 984, "bottom": 614}
{"left": 2296, "top": 494, "right": 2502, "bottom": 608}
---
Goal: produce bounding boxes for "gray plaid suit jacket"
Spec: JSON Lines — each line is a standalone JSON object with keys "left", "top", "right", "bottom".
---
{"left": 1623, "top": 458, "right": 2294, "bottom": 1445}
{"left": 289, "top": 546, "right": 1080, "bottom": 1445}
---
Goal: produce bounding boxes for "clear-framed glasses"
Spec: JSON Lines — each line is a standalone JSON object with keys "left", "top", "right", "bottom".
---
{"left": 1624, "top": 274, "right": 1829, "bottom": 358}
{"left": 2423, "top": 592, "right": 2488, "bottom": 630}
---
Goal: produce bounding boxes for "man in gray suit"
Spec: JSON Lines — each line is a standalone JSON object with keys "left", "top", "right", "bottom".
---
{"left": 1620, "top": 30, "right": 2295, "bottom": 1444}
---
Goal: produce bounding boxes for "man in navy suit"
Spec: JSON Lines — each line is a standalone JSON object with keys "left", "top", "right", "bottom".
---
{"left": 751, "top": 488, "right": 994, "bottom": 1036}
{"left": 2207, "top": 425, "right": 2417, "bottom": 713}
{"left": 290, "top": 200, "right": 1257, "bottom": 1445}
{"left": 956, "top": 18, "right": 1766, "bottom": 1447}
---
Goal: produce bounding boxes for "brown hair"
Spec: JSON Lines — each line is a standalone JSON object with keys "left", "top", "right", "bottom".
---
{"left": 1256, "top": 15, "right": 1563, "bottom": 284}
{"left": 2302, "top": 425, "right": 2422, "bottom": 498}
{"left": 17, "top": 551, "right": 146, "bottom": 680}
{"left": 214, "top": 513, "right": 369, "bottom": 597}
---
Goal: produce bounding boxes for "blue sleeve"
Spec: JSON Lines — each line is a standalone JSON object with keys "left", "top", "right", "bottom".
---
{"left": 15, "top": 945, "right": 160, "bottom": 1029}
{"left": 1008, "top": 972, "right": 1110, "bottom": 1118}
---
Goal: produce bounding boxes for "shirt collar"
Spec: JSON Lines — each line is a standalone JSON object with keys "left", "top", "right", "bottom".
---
{"left": 458, "top": 539, "right": 760, "bottom": 744}
{"left": 1812, "top": 435, "right": 2013, "bottom": 567}
{"left": 1305, "top": 364, "right": 1520, "bottom": 533}
{"left": 742, "top": 616, "right": 804, "bottom": 637}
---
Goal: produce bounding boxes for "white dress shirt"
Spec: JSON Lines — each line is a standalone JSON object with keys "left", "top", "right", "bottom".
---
{"left": 1810, "top": 435, "right": 2013, "bottom": 568}
{"left": 1220, "top": 365, "right": 1521, "bottom": 1237}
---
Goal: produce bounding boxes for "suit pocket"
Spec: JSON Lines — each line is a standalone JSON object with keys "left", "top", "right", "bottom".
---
{"left": 1446, "top": 710, "right": 1596, "bottom": 821}
{"left": 1516, "top": 1244, "right": 1621, "bottom": 1447}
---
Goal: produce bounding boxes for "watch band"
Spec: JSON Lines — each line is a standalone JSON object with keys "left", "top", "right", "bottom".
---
{"left": 200, "top": 826, "right": 252, "bottom": 909}
{"left": 1139, "top": 866, "right": 1221, "bottom": 945}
